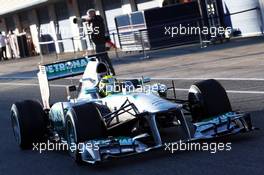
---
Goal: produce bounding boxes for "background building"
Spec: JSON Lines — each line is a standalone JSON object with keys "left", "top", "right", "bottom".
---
{"left": 0, "top": 0, "right": 263, "bottom": 55}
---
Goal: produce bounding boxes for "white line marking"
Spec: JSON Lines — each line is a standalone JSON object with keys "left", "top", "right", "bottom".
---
{"left": 118, "top": 77, "right": 264, "bottom": 81}
{"left": 2, "top": 76, "right": 264, "bottom": 81}
{"left": 0, "top": 76, "right": 37, "bottom": 79}
{"left": 0, "top": 82, "right": 263, "bottom": 94}
{"left": 0, "top": 82, "right": 65, "bottom": 88}
{"left": 171, "top": 88, "right": 264, "bottom": 94}
{"left": 226, "top": 90, "right": 264, "bottom": 94}
{"left": 0, "top": 76, "right": 79, "bottom": 80}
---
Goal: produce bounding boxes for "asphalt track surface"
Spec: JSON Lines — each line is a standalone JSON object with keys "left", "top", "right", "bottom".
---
{"left": 1, "top": 37, "right": 264, "bottom": 175}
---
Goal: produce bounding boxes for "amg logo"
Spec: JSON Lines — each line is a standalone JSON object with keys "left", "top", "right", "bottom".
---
{"left": 46, "top": 59, "right": 88, "bottom": 73}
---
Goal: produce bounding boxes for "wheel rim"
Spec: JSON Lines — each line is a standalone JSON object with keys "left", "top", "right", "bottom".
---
{"left": 188, "top": 85, "right": 204, "bottom": 122}
{"left": 66, "top": 120, "right": 77, "bottom": 155}
{"left": 11, "top": 111, "right": 21, "bottom": 145}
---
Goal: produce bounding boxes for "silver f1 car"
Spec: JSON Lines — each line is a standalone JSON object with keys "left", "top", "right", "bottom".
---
{"left": 10, "top": 54, "right": 255, "bottom": 164}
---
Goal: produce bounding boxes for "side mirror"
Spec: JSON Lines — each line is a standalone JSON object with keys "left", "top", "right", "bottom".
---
{"left": 66, "top": 85, "right": 77, "bottom": 100}
{"left": 67, "top": 85, "right": 77, "bottom": 92}
{"left": 73, "top": 18, "right": 78, "bottom": 24}
{"left": 142, "top": 77, "right": 151, "bottom": 84}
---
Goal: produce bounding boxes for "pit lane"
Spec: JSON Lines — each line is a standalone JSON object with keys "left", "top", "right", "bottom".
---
{"left": 0, "top": 37, "right": 264, "bottom": 175}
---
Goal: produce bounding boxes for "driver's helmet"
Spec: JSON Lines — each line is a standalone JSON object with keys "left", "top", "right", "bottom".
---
{"left": 98, "top": 75, "right": 117, "bottom": 97}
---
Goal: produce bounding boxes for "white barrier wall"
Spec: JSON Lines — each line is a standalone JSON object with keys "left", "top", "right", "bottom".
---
{"left": 259, "top": 0, "right": 264, "bottom": 33}
{"left": 136, "top": 0, "right": 161, "bottom": 11}
{"left": 29, "top": 9, "right": 40, "bottom": 53}
{"left": 222, "top": 0, "right": 263, "bottom": 36}
{"left": 67, "top": 0, "right": 88, "bottom": 51}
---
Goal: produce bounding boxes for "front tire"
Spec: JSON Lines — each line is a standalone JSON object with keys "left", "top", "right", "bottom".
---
{"left": 65, "top": 103, "right": 107, "bottom": 164}
{"left": 188, "top": 79, "right": 232, "bottom": 122}
{"left": 10, "top": 100, "right": 46, "bottom": 149}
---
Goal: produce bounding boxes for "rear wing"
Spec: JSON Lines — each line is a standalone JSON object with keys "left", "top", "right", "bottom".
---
{"left": 38, "top": 57, "right": 90, "bottom": 109}
{"left": 39, "top": 57, "right": 89, "bottom": 81}
{"left": 37, "top": 53, "right": 107, "bottom": 109}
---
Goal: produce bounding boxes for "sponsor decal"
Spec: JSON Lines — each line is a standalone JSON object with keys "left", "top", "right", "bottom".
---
{"left": 45, "top": 57, "right": 89, "bottom": 80}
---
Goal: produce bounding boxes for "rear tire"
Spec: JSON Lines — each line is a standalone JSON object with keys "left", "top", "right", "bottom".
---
{"left": 188, "top": 79, "right": 232, "bottom": 122}
{"left": 65, "top": 103, "right": 107, "bottom": 164}
{"left": 10, "top": 100, "right": 46, "bottom": 149}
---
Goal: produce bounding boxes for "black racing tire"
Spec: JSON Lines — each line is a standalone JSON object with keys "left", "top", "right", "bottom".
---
{"left": 65, "top": 103, "right": 107, "bottom": 164}
{"left": 10, "top": 100, "right": 46, "bottom": 149}
{"left": 188, "top": 79, "right": 232, "bottom": 122}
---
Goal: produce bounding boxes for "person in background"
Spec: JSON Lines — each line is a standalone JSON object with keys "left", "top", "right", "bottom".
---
{"left": 6, "top": 32, "right": 13, "bottom": 59}
{"left": 23, "top": 28, "right": 36, "bottom": 56}
{"left": 86, "top": 9, "right": 115, "bottom": 75}
{"left": 0, "top": 31, "right": 7, "bottom": 61}
{"left": 8, "top": 31, "right": 20, "bottom": 59}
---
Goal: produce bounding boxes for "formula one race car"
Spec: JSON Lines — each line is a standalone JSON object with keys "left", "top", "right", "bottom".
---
{"left": 10, "top": 54, "right": 256, "bottom": 164}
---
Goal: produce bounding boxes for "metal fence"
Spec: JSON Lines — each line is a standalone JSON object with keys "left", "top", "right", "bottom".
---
{"left": 38, "top": 35, "right": 120, "bottom": 63}
{"left": 36, "top": 6, "right": 263, "bottom": 63}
